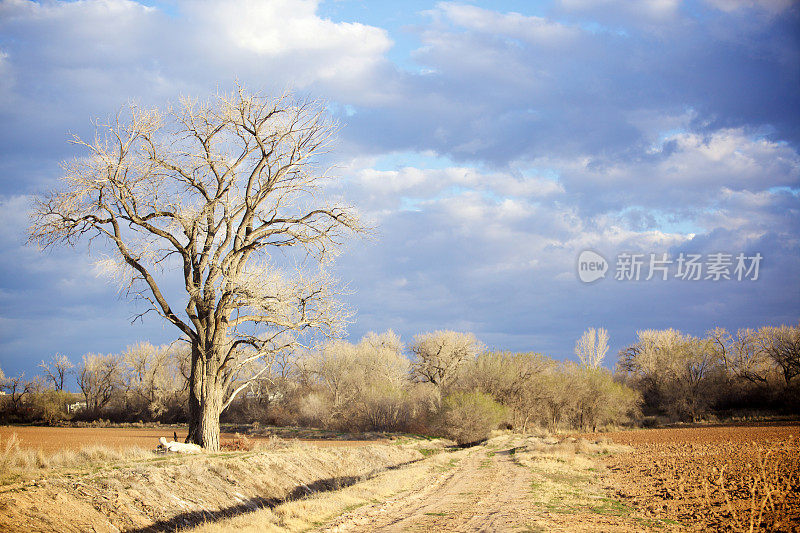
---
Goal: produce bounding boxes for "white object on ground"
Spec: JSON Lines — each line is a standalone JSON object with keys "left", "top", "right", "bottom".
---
{"left": 158, "top": 436, "right": 202, "bottom": 454}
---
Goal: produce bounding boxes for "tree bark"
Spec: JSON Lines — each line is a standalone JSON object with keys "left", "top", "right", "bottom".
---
{"left": 198, "top": 386, "right": 221, "bottom": 451}
{"left": 185, "top": 344, "right": 202, "bottom": 444}
{"left": 185, "top": 342, "right": 222, "bottom": 451}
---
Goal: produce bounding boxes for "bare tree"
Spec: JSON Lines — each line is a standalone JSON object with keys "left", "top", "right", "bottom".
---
{"left": 756, "top": 323, "right": 800, "bottom": 387}
{"left": 457, "top": 351, "right": 551, "bottom": 432}
{"left": 2, "top": 373, "right": 36, "bottom": 414}
{"left": 39, "top": 353, "right": 74, "bottom": 391}
{"left": 574, "top": 327, "right": 609, "bottom": 368}
{"left": 78, "top": 353, "right": 124, "bottom": 414}
{"left": 618, "top": 329, "right": 722, "bottom": 421}
{"left": 29, "top": 86, "right": 364, "bottom": 449}
{"left": 410, "top": 330, "right": 483, "bottom": 388}
{"left": 123, "top": 342, "right": 184, "bottom": 418}
{"left": 709, "top": 327, "right": 773, "bottom": 385}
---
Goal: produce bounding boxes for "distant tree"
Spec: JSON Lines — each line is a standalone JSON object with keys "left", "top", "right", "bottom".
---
{"left": 709, "top": 327, "right": 773, "bottom": 385}
{"left": 78, "top": 353, "right": 123, "bottom": 414}
{"left": 2, "top": 373, "right": 36, "bottom": 415}
{"left": 540, "top": 366, "right": 575, "bottom": 431}
{"left": 618, "top": 329, "right": 721, "bottom": 421}
{"left": 29, "top": 86, "right": 364, "bottom": 449}
{"left": 574, "top": 327, "right": 609, "bottom": 368}
{"left": 457, "top": 351, "right": 551, "bottom": 432}
{"left": 410, "top": 331, "right": 484, "bottom": 388}
{"left": 39, "top": 353, "right": 74, "bottom": 391}
{"left": 756, "top": 323, "right": 800, "bottom": 387}
{"left": 123, "top": 342, "right": 184, "bottom": 419}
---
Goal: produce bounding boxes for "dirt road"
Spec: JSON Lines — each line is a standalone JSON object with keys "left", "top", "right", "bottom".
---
{"left": 319, "top": 435, "right": 654, "bottom": 533}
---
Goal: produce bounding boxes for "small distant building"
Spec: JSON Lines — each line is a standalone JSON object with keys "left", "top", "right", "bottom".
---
{"left": 67, "top": 401, "right": 87, "bottom": 413}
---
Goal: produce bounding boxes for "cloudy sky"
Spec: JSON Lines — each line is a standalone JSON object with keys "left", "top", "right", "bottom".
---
{"left": 0, "top": 0, "right": 798, "bottom": 377}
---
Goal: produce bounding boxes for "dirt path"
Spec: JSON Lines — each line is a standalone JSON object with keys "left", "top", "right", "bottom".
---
{"left": 321, "top": 436, "right": 532, "bottom": 532}
{"left": 319, "top": 435, "right": 652, "bottom": 533}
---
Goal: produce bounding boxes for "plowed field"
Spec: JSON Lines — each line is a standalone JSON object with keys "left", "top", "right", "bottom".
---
{"left": 594, "top": 422, "right": 800, "bottom": 532}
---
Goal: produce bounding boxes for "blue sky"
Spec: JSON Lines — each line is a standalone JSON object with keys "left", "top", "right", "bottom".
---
{"left": 0, "top": 0, "right": 798, "bottom": 378}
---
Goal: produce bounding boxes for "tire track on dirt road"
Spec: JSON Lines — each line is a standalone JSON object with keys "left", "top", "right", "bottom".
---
{"left": 320, "top": 435, "right": 540, "bottom": 532}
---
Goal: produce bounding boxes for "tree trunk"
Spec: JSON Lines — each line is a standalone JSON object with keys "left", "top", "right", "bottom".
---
{"left": 198, "top": 388, "right": 221, "bottom": 451}
{"left": 186, "top": 342, "right": 222, "bottom": 451}
{"left": 185, "top": 344, "right": 202, "bottom": 444}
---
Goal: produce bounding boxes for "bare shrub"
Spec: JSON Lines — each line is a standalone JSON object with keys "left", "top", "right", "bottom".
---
{"left": 78, "top": 353, "right": 124, "bottom": 415}
{"left": 437, "top": 390, "right": 505, "bottom": 445}
{"left": 305, "top": 330, "right": 416, "bottom": 431}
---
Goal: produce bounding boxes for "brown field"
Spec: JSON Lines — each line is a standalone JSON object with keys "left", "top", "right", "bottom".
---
{"left": 594, "top": 422, "right": 800, "bottom": 532}
{"left": 0, "top": 425, "right": 385, "bottom": 453}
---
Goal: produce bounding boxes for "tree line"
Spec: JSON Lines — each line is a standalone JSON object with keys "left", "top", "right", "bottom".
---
{"left": 2, "top": 321, "right": 796, "bottom": 442}
{"left": 0, "top": 342, "right": 187, "bottom": 425}
{"left": 618, "top": 323, "right": 800, "bottom": 423}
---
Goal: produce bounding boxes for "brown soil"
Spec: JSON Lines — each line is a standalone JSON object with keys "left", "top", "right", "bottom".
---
{"left": 594, "top": 422, "right": 800, "bottom": 532}
{"left": 0, "top": 426, "right": 385, "bottom": 452}
{"left": 583, "top": 421, "right": 799, "bottom": 445}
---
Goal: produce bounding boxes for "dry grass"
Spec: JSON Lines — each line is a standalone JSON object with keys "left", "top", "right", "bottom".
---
{"left": 0, "top": 432, "right": 154, "bottom": 484}
{"left": 190, "top": 447, "right": 455, "bottom": 532}
{"left": 0, "top": 435, "right": 427, "bottom": 533}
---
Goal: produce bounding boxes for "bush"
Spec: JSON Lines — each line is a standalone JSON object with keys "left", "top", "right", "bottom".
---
{"left": 437, "top": 390, "right": 505, "bottom": 445}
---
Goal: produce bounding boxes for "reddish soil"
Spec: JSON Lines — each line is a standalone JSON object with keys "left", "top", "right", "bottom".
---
{"left": 587, "top": 421, "right": 799, "bottom": 445}
{"left": 593, "top": 422, "right": 800, "bottom": 532}
{"left": 0, "top": 426, "right": 385, "bottom": 452}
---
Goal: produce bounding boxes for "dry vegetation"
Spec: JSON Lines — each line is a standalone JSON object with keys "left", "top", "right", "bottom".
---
{"left": 1, "top": 422, "right": 797, "bottom": 531}
{"left": 0, "top": 432, "right": 155, "bottom": 485}
{"left": 0, "top": 435, "right": 430, "bottom": 532}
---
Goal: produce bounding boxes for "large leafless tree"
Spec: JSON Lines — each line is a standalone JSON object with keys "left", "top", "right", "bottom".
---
{"left": 29, "top": 87, "right": 363, "bottom": 449}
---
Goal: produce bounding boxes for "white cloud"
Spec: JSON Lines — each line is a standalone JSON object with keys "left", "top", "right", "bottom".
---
{"left": 185, "top": 0, "right": 393, "bottom": 89}
{"left": 557, "top": 0, "right": 681, "bottom": 21}
{"left": 436, "top": 2, "right": 579, "bottom": 45}
{"left": 0, "top": 0, "right": 394, "bottom": 114}
{"left": 546, "top": 127, "right": 800, "bottom": 207}
{"left": 201, "top": 0, "right": 388, "bottom": 56}
{"left": 343, "top": 156, "right": 565, "bottom": 217}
